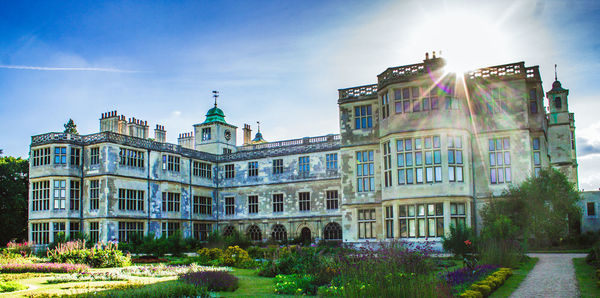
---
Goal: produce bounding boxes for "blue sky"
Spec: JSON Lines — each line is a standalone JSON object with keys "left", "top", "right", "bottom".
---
{"left": 1, "top": 0, "right": 599, "bottom": 189}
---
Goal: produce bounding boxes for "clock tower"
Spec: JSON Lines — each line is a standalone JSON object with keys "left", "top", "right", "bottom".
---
{"left": 194, "top": 91, "right": 237, "bottom": 155}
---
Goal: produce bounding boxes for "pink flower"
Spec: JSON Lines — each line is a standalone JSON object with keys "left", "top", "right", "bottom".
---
{"left": 464, "top": 240, "right": 472, "bottom": 246}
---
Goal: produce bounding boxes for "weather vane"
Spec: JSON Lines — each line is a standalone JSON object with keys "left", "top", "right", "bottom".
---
{"left": 554, "top": 64, "right": 558, "bottom": 81}
{"left": 257, "top": 121, "right": 260, "bottom": 132}
{"left": 212, "top": 90, "right": 219, "bottom": 107}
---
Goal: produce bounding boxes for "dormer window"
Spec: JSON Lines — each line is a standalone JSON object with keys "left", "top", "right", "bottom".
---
{"left": 554, "top": 97, "right": 562, "bottom": 109}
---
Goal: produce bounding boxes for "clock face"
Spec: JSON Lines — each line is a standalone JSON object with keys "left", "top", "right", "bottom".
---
{"left": 224, "top": 129, "right": 232, "bottom": 141}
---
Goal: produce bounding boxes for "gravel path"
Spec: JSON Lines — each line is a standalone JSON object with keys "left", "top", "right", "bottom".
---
{"left": 510, "top": 253, "right": 587, "bottom": 298}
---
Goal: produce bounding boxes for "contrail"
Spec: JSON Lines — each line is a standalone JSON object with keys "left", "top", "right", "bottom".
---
{"left": 0, "top": 64, "right": 142, "bottom": 73}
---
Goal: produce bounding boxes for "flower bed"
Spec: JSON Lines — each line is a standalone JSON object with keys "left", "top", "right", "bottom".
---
{"left": 47, "top": 241, "right": 131, "bottom": 268}
{"left": 0, "top": 263, "right": 89, "bottom": 273}
{"left": 0, "top": 281, "right": 27, "bottom": 293}
{"left": 440, "top": 264, "right": 499, "bottom": 295}
{"left": 460, "top": 268, "right": 513, "bottom": 297}
{"left": 119, "top": 264, "right": 230, "bottom": 277}
{"left": 131, "top": 256, "right": 168, "bottom": 264}
{"left": 47, "top": 272, "right": 129, "bottom": 284}
{"left": 180, "top": 270, "right": 239, "bottom": 291}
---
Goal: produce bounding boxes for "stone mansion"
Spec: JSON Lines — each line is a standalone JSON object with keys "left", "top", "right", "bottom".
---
{"left": 28, "top": 54, "right": 578, "bottom": 245}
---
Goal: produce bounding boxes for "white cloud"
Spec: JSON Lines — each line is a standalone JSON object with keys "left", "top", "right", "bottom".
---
{"left": 0, "top": 64, "right": 142, "bottom": 73}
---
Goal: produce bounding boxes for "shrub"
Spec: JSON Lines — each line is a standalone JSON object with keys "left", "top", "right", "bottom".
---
{"left": 79, "top": 280, "right": 210, "bottom": 298}
{"left": 223, "top": 246, "right": 255, "bottom": 268}
{"left": 0, "top": 262, "right": 89, "bottom": 273}
{"left": 459, "top": 268, "right": 513, "bottom": 297}
{"left": 442, "top": 224, "right": 475, "bottom": 259}
{"left": 131, "top": 256, "right": 168, "bottom": 264}
{"left": 274, "top": 274, "right": 316, "bottom": 295}
{"left": 258, "top": 246, "right": 322, "bottom": 277}
{"left": 0, "top": 281, "right": 27, "bottom": 293}
{"left": 180, "top": 270, "right": 239, "bottom": 291}
{"left": 197, "top": 247, "right": 223, "bottom": 261}
{"left": 47, "top": 240, "right": 131, "bottom": 268}
{"left": 479, "top": 216, "right": 524, "bottom": 268}
{"left": 586, "top": 242, "right": 600, "bottom": 268}
{"left": 120, "top": 264, "right": 230, "bottom": 277}
{"left": 6, "top": 241, "right": 34, "bottom": 257}
{"left": 246, "top": 246, "right": 264, "bottom": 259}
{"left": 0, "top": 250, "right": 34, "bottom": 265}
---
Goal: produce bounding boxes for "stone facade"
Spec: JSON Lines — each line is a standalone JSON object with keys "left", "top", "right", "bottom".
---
{"left": 28, "top": 55, "right": 577, "bottom": 245}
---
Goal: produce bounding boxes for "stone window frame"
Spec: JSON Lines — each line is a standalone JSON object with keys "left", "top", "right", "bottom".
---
{"left": 118, "top": 221, "right": 144, "bottom": 243}
{"left": 381, "top": 92, "right": 390, "bottom": 119}
{"left": 271, "top": 224, "right": 287, "bottom": 241}
{"left": 326, "top": 153, "right": 338, "bottom": 172}
{"left": 448, "top": 135, "right": 464, "bottom": 182}
{"left": 354, "top": 105, "right": 373, "bottom": 129}
{"left": 54, "top": 146, "right": 67, "bottom": 164}
{"left": 224, "top": 164, "right": 235, "bottom": 179}
{"left": 356, "top": 150, "right": 374, "bottom": 192}
{"left": 587, "top": 202, "right": 596, "bottom": 217}
{"left": 383, "top": 141, "right": 392, "bottom": 188}
{"left": 323, "top": 222, "right": 342, "bottom": 240}
{"left": 32, "top": 180, "right": 50, "bottom": 211}
{"left": 489, "top": 137, "right": 511, "bottom": 184}
{"left": 272, "top": 159, "right": 284, "bottom": 174}
{"left": 161, "top": 221, "right": 181, "bottom": 238}
{"left": 298, "top": 156, "right": 310, "bottom": 176}
{"left": 248, "top": 161, "right": 259, "bottom": 177}
{"left": 201, "top": 127, "right": 211, "bottom": 141}
{"left": 89, "top": 179, "right": 100, "bottom": 210}
{"left": 118, "top": 188, "right": 144, "bottom": 212}
{"left": 32, "top": 147, "right": 51, "bottom": 167}
{"left": 385, "top": 205, "right": 394, "bottom": 239}
{"left": 119, "top": 148, "right": 145, "bottom": 168}
{"left": 31, "top": 222, "right": 49, "bottom": 245}
{"left": 192, "top": 161, "right": 212, "bottom": 178}
{"left": 298, "top": 192, "right": 310, "bottom": 212}
{"left": 193, "top": 222, "right": 211, "bottom": 241}
{"left": 529, "top": 88, "right": 538, "bottom": 114}
{"left": 162, "top": 154, "right": 180, "bottom": 172}
{"left": 272, "top": 193, "right": 284, "bottom": 213}
{"left": 248, "top": 195, "right": 259, "bottom": 214}
{"left": 225, "top": 196, "right": 235, "bottom": 215}
{"left": 398, "top": 203, "right": 444, "bottom": 238}
{"left": 162, "top": 192, "right": 181, "bottom": 213}
{"left": 326, "top": 190, "right": 338, "bottom": 210}
{"left": 89, "top": 222, "right": 99, "bottom": 243}
{"left": 246, "top": 225, "right": 262, "bottom": 241}
{"left": 70, "top": 147, "right": 81, "bottom": 166}
{"left": 450, "top": 203, "right": 466, "bottom": 227}
{"left": 193, "top": 195, "right": 212, "bottom": 215}
{"left": 357, "top": 209, "right": 376, "bottom": 239}
{"left": 532, "top": 137, "right": 541, "bottom": 177}
{"left": 53, "top": 222, "right": 66, "bottom": 240}
{"left": 69, "top": 180, "right": 80, "bottom": 211}
{"left": 69, "top": 222, "right": 80, "bottom": 240}
{"left": 89, "top": 147, "right": 100, "bottom": 166}
{"left": 53, "top": 179, "right": 66, "bottom": 210}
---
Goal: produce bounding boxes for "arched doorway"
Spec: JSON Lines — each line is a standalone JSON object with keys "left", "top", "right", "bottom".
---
{"left": 300, "top": 227, "right": 311, "bottom": 244}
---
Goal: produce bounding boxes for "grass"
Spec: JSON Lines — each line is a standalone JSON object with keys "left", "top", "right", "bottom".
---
{"left": 528, "top": 249, "right": 589, "bottom": 253}
{"left": 573, "top": 258, "right": 600, "bottom": 298}
{"left": 489, "top": 257, "right": 538, "bottom": 298}
{"left": 216, "top": 268, "right": 306, "bottom": 297}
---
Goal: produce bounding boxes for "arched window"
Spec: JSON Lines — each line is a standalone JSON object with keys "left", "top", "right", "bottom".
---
{"left": 223, "top": 225, "right": 235, "bottom": 237}
{"left": 246, "top": 225, "right": 262, "bottom": 241}
{"left": 271, "top": 224, "right": 287, "bottom": 241}
{"left": 554, "top": 96, "right": 562, "bottom": 109}
{"left": 323, "top": 222, "right": 342, "bottom": 240}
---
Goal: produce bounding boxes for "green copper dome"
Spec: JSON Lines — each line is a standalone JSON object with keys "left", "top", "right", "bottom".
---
{"left": 203, "top": 106, "right": 227, "bottom": 124}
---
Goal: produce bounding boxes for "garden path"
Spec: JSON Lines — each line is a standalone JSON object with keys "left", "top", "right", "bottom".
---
{"left": 510, "top": 253, "right": 586, "bottom": 298}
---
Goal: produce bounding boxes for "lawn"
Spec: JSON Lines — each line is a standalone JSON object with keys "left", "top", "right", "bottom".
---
{"left": 489, "top": 257, "right": 538, "bottom": 298}
{"left": 573, "top": 257, "right": 600, "bottom": 298}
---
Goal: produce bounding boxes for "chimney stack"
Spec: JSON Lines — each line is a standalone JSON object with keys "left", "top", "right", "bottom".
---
{"left": 154, "top": 124, "right": 166, "bottom": 142}
{"left": 243, "top": 124, "right": 252, "bottom": 145}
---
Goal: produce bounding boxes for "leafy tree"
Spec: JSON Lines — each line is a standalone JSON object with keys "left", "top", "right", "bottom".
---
{"left": 0, "top": 156, "right": 29, "bottom": 245}
{"left": 64, "top": 118, "right": 79, "bottom": 134}
{"left": 481, "top": 168, "right": 580, "bottom": 247}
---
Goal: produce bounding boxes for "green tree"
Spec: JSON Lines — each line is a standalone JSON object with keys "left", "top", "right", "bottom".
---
{"left": 64, "top": 118, "right": 78, "bottom": 134}
{"left": 0, "top": 156, "right": 29, "bottom": 245}
{"left": 481, "top": 168, "right": 580, "bottom": 247}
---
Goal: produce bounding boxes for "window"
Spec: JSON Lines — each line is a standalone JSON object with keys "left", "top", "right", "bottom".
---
{"left": 201, "top": 127, "right": 211, "bottom": 141}
{"left": 450, "top": 203, "right": 466, "bottom": 227}
{"left": 356, "top": 150, "right": 375, "bottom": 192}
{"left": 193, "top": 161, "right": 212, "bottom": 178}
{"left": 489, "top": 138, "right": 511, "bottom": 184}
{"left": 529, "top": 89, "right": 538, "bottom": 114}
{"left": 90, "top": 180, "right": 100, "bottom": 210}
{"left": 162, "top": 155, "right": 180, "bottom": 172}
{"left": 326, "top": 190, "right": 339, "bottom": 210}
{"left": 532, "top": 137, "right": 541, "bottom": 177}
{"left": 398, "top": 203, "right": 444, "bottom": 238}
{"left": 554, "top": 96, "right": 562, "bottom": 109}
{"left": 381, "top": 93, "right": 390, "bottom": 119}
{"left": 248, "top": 161, "right": 258, "bottom": 177}
{"left": 394, "top": 87, "right": 413, "bottom": 114}
{"left": 161, "top": 192, "right": 180, "bottom": 212}
{"left": 271, "top": 224, "right": 287, "bottom": 241}
{"left": 298, "top": 192, "right": 310, "bottom": 211}
{"left": 326, "top": 153, "right": 338, "bottom": 172}
{"left": 161, "top": 221, "right": 181, "bottom": 238}
{"left": 69, "top": 222, "right": 80, "bottom": 240}
{"left": 298, "top": 156, "right": 310, "bottom": 176}
{"left": 273, "top": 159, "right": 284, "bottom": 174}
{"left": 118, "top": 189, "right": 144, "bottom": 211}
{"left": 89, "top": 222, "right": 99, "bottom": 243}
{"left": 90, "top": 147, "right": 100, "bottom": 165}
{"left": 69, "top": 181, "right": 80, "bottom": 211}
{"left": 354, "top": 105, "right": 373, "bottom": 129}
{"left": 272, "top": 194, "right": 283, "bottom": 213}
{"left": 31, "top": 223, "right": 49, "bottom": 244}
{"left": 32, "top": 180, "right": 50, "bottom": 211}
{"left": 247, "top": 225, "right": 262, "bottom": 241}
{"left": 193, "top": 196, "right": 212, "bottom": 215}
{"left": 53, "top": 222, "right": 65, "bottom": 240}
{"left": 223, "top": 148, "right": 232, "bottom": 154}
{"left": 448, "top": 136, "right": 464, "bottom": 182}
{"left": 323, "top": 222, "right": 342, "bottom": 240}
{"left": 248, "top": 195, "right": 259, "bottom": 214}
{"left": 119, "top": 148, "right": 145, "bottom": 168}
{"left": 411, "top": 86, "right": 421, "bottom": 112}
{"left": 385, "top": 206, "right": 394, "bottom": 238}
{"left": 225, "top": 197, "right": 235, "bottom": 215}
{"left": 383, "top": 141, "right": 392, "bottom": 187}
{"left": 224, "top": 164, "right": 235, "bottom": 179}
{"left": 485, "top": 87, "right": 507, "bottom": 114}
{"left": 223, "top": 225, "right": 235, "bottom": 237}
{"left": 587, "top": 202, "right": 596, "bottom": 217}
{"left": 32, "top": 147, "right": 51, "bottom": 166}
{"left": 358, "top": 209, "right": 376, "bottom": 239}
{"left": 398, "top": 136, "right": 441, "bottom": 185}
{"left": 70, "top": 147, "right": 81, "bottom": 166}
{"left": 193, "top": 223, "right": 211, "bottom": 241}
{"left": 53, "top": 180, "right": 66, "bottom": 210}
{"left": 118, "top": 222, "right": 144, "bottom": 242}
{"left": 54, "top": 147, "right": 67, "bottom": 164}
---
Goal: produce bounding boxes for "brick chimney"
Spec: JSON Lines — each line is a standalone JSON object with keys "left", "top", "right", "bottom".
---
{"left": 243, "top": 124, "right": 252, "bottom": 145}
{"left": 154, "top": 125, "right": 166, "bottom": 142}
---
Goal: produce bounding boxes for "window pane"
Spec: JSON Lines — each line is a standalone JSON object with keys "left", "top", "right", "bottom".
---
{"left": 426, "top": 167, "right": 433, "bottom": 182}
{"left": 425, "top": 151, "right": 432, "bottom": 165}
{"left": 456, "top": 167, "right": 463, "bottom": 181}
{"left": 416, "top": 168, "right": 423, "bottom": 183}
{"left": 456, "top": 151, "right": 463, "bottom": 164}
{"left": 424, "top": 137, "right": 432, "bottom": 149}
{"left": 435, "top": 166, "right": 442, "bottom": 182}
{"left": 497, "top": 152, "right": 503, "bottom": 166}
{"left": 398, "top": 169, "right": 405, "bottom": 184}
{"left": 415, "top": 152, "right": 422, "bottom": 166}
{"left": 503, "top": 138, "right": 510, "bottom": 150}
{"left": 490, "top": 168, "right": 496, "bottom": 183}
{"left": 415, "top": 138, "right": 422, "bottom": 150}
{"left": 434, "top": 151, "right": 441, "bottom": 164}
{"left": 455, "top": 137, "right": 462, "bottom": 148}
{"left": 406, "top": 169, "right": 414, "bottom": 184}
{"left": 504, "top": 152, "right": 511, "bottom": 165}
{"left": 489, "top": 139, "right": 495, "bottom": 151}
{"left": 433, "top": 136, "right": 440, "bottom": 148}
{"left": 449, "top": 150, "right": 455, "bottom": 164}
{"left": 534, "top": 152, "right": 541, "bottom": 165}
{"left": 397, "top": 153, "right": 404, "bottom": 167}
{"left": 405, "top": 139, "right": 412, "bottom": 151}
{"left": 397, "top": 140, "right": 403, "bottom": 152}
{"left": 533, "top": 138, "right": 540, "bottom": 150}
{"left": 405, "top": 153, "right": 413, "bottom": 166}
{"left": 449, "top": 166, "right": 455, "bottom": 181}
{"left": 505, "top": 168, "right": 511, "bottom": 182}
